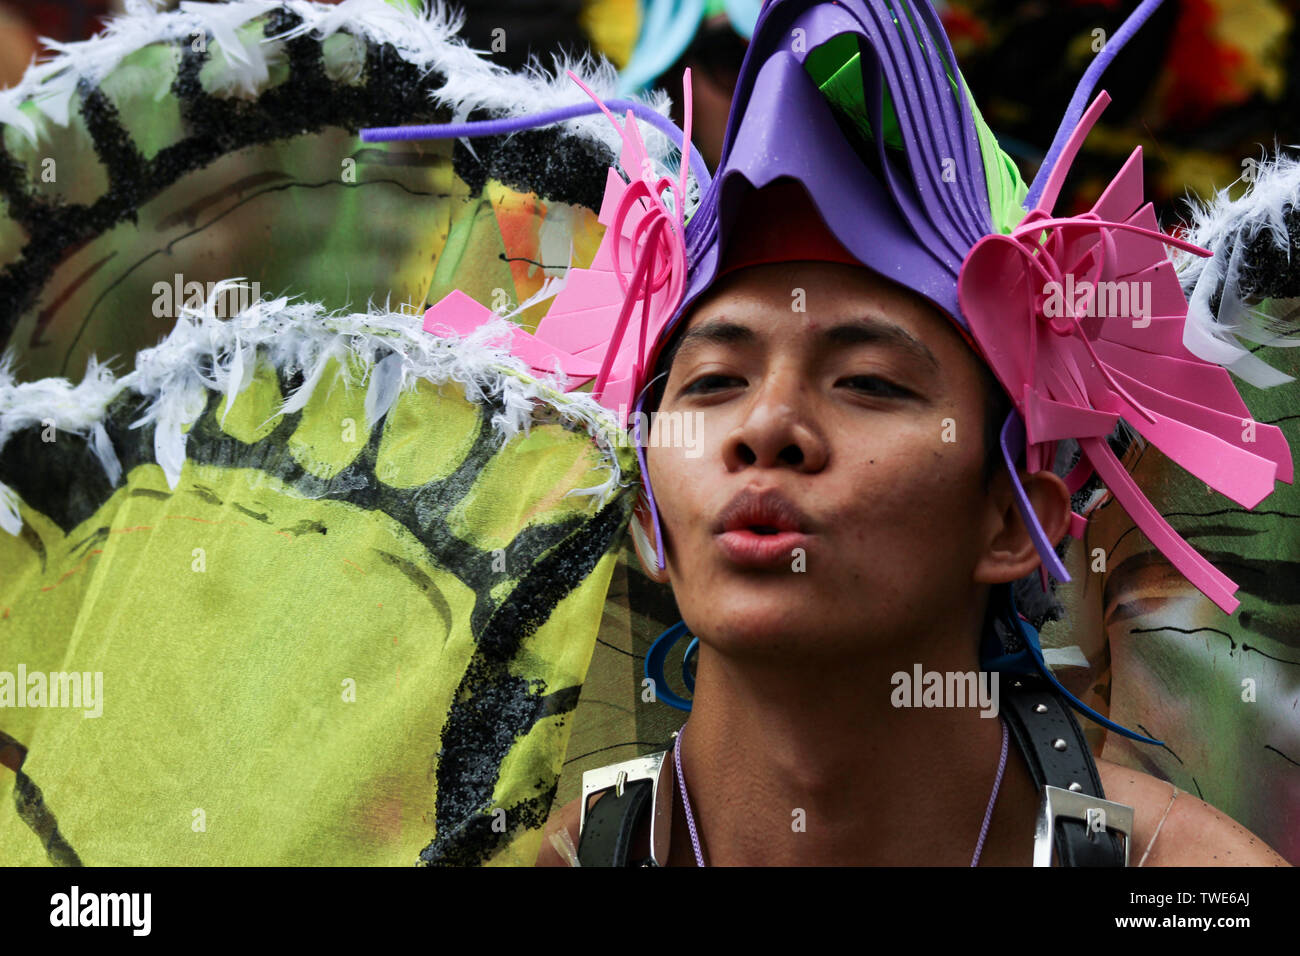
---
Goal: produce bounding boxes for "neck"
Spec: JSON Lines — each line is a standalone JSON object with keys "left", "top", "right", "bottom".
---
{"left": 674, "top": 618, "right": 1031, "bottom": 866}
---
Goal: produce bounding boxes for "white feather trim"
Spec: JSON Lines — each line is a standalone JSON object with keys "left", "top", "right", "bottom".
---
{"left": 0, "top": 289, "right": 631, "bottom": 534}
{"left": 0, "top": 0, "right": 691, "bottom": 201}
{"left": 1175, "top": 151, "right": 1300, "bottom": 386}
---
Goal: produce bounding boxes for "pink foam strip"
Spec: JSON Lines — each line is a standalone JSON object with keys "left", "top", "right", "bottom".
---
{"left": 423, "top": 288, "right": 496, "bottom": 336}
{"left": 1129, "top": 261, "right": 1190, "bottom": 318}
{"left": 1105, "top": 207, "right": 1162, "bottom": 269}
{"left": 1033, "top": 93, "right": 1112, "bottom": 213}
{"left": 422, "top": 290, "right": 603, "bottom": 383}
{"left": 1092, "top": 340, "right": 1251, "bottom": 417}
{"left": 1063, "top": 457, "right": 1094, "bottom": 494}
{"left": 1025, "top": 389, "right": 1118, "bottom": 444}
{"left": 1091, "top": 147, "right": 1144, "bottom": 223}
{"left": 1096, "top": 314, "right": 1199, "bottom": 359}
{"left": 597, "top": 167, "right": 624, "bottom": 227}
{"left": 1081, "top": 435, "right": 1240, "bottom": 614}
{"left": 1105, "top": 366, "right": 1290, "bottom": 493}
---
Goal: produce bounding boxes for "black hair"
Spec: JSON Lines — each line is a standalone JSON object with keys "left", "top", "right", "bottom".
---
{"left": 977, "top": 361, "right": 1014, "bottom": 488}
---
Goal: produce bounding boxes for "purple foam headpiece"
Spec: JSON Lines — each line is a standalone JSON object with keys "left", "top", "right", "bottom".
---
{"left": 365, "top": 0, "right": 1292, "bottom": 618}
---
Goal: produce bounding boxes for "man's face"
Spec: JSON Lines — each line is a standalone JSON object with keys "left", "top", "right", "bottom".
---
{"left": 642, "top": 261, "right": 1005, "bottom": 660}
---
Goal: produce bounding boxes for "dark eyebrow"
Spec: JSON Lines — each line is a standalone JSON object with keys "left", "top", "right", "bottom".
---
{"left": 673, "top": 316, "right": 940, "bottom": 372}
{"left": 674, "top": 319, "right": 755, "bottom": 353}
{"left": 823, "top": 318, "right": 940, "bottom": 372}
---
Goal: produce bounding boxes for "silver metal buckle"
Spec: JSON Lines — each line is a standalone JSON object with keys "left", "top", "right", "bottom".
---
{"left": 1033, "top": 785, "right": 1134, "bottom": 867}
{"left": 579, "top": 751, "right": 673, "bottom": 866}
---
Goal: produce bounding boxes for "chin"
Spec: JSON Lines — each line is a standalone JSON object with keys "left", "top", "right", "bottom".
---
{"left": 679, "top": 589, "right": 854, "bottom": 659}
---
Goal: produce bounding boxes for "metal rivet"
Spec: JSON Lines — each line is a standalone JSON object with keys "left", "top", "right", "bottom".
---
{"left": 1012, "top": 680, "right": 1023, "bottom": 688}
{"left": 1034, "top": 703, "right": 1049, "bottom": 714}
{"left": 1068, "top": 782, "right": 1083, "bottom": 792}
{"left": 615, "top": 770, "right": 627, "bottom": 797}
{"left": 1052, "top": 738, "right": 1068, "bottom": 751}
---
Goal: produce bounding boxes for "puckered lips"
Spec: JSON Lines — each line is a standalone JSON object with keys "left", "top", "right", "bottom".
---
{"left": 713, "top": 486, "right": 815, "bottom": 568}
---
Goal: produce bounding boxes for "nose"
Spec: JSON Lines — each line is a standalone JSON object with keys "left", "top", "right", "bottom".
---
{"left": 722, "top": 369, "right": 829, "bottom": 473}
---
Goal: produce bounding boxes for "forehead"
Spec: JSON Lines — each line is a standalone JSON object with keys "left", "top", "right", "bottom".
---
{"left": 671, "top": 261, "right": 962, "bottom": 358}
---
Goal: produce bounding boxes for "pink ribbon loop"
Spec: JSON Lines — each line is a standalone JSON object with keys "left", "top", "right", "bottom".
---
{"left": 420, "top": 71, "right": 694, "bottom": 432}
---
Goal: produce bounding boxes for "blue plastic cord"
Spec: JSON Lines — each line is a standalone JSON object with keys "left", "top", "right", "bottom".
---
{"left": 646, "top": 620, "right": 695, "bottom": 711}
{"left": 985, "top": 585, "right": 1164, "bottom": 746}
{"left": 647, "top": 593, "right": 1161, "bottom": 742}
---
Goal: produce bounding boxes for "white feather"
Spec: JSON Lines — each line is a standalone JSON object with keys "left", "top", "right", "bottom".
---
{"left": 90, "top": 420, "right": 123, "bottom": 487}
{"left": 0, "top": 96, "right": 38, "bottom": 148}
{"left": 0, "top": 481, "right": 21, "bottom": 536}
{"left": 31, "top": 68, "right": 81, "bottom": 126}
{"left": 502, "top": 274, "right": 569, "bottom": 321}
{"left": 277, "top": 339, "right": 343, "bottom": 417}
{"left": 1176, "top": 150, "right": 1300, "bottom": 384}
{"left": 222, "top": 340, "right": 250, "bottom": 427}
{"left": 364, "top": 351, "right": 406, "bottom": 429}
{"left": 146, "top": 377, "right": 208, "bottom": 490}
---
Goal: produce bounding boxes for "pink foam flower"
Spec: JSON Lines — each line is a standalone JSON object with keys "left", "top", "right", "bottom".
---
{"left": 958, "top": 93, "right": 1293, "bottom": 614}
{"left": 422, "top": 71, "right": 695, "bottom": 430}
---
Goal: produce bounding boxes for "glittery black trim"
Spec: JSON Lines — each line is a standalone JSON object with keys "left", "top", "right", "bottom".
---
{"left": 1236, "top": 202, "right": 1300, "bottom": 302}
{"left": 418, "top": 498, "right": 629, "bottom": 866}
{"left": 1, "top": 730, "right": 82, "bottom": 866}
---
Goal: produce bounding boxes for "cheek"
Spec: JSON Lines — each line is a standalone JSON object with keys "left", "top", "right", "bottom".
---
{"left": 833, "top": 411, "right": 986, "bottom": 532}
{"left": 644, "top": 401, "right": 989, "bottom": 584}
{"left": 643, "top": 444, "right": 704, "bottom": 556}
{"left": 818, "top": 422, "right": 990, "bottom": 603}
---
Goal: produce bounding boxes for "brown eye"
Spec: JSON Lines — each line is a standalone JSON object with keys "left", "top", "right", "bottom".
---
{"left": 683, "top": 374, "right": 744, "bottom": 394}
{"left": 838, "top": 375, "right": 911, "bottom": 398}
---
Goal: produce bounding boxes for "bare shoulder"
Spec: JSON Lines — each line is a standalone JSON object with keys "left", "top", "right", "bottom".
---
{"left": 1096, "top": 758, "right": 1289, "bottom": 867}
{"left": 535, "top": 793, "right": 583, "bottom": 867}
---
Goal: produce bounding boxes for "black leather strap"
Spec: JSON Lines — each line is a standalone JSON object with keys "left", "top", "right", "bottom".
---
{"left": 577, "top": 779, "right": 655, "bottom": 867}
{"left": 1000, "top": 674, "right": 1125, "bottom": 866}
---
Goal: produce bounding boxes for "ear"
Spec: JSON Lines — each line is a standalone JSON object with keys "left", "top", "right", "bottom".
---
{"left": 631, "top": 493, "right": 672, "bottom": 584}
{"left": 973, "top": 467, "right": 1073, "bottom": 585}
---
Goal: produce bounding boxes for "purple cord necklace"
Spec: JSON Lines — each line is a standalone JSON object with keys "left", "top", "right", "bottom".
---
{"left": 673, "top": 717, "right": 1011, "bottom": 867}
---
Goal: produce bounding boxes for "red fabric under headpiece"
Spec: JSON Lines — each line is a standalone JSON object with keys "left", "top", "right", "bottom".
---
{"left": 713, "top": 178, "right": 982, "bottom": 357}
{"left": 717, "top": 179, "right": 861, "bottom": 278}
